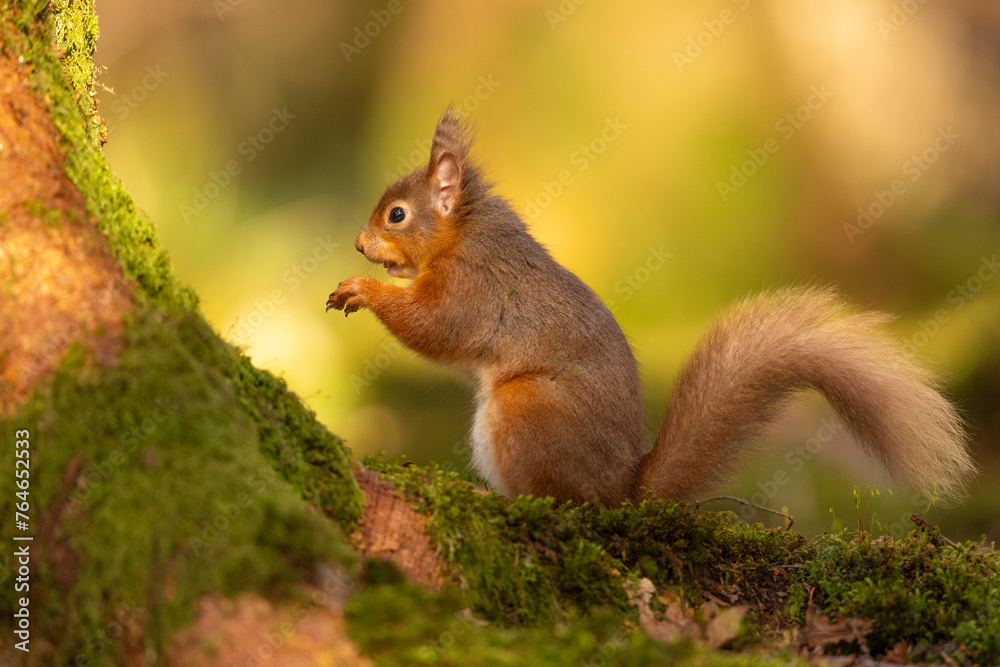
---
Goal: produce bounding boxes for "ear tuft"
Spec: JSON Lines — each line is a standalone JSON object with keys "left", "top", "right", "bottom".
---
{"left": 427, "top": 106, "right": 475, "bottom": 217}
{"left": 430, "top": 106, "right": 475, "bottom": 164}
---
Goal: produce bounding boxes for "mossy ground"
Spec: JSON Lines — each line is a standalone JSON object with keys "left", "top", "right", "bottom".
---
{"left": 347, "top": 572, "right": 811, "bottom": 667}
{"left": 358, "top": 457, "right": 1000, "bottom": 665}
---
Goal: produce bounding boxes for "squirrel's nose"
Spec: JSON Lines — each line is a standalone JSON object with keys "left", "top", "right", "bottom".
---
{"left": 355, "top": 236, "right": 365, "bottom": 254}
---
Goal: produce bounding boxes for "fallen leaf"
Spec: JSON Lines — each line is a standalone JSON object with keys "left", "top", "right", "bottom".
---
{"left": 882, "top": 640, "right": 913, "bottom": 664}
{"left": 626, "top": 578, "right": 699, "bottom": 643}
{"left": 796, "top": 603, "right": 873, "bottom": 652}
{"left": 626, "top": 579, "right": 747, "bottom": 647}
{"left": 705, "top": 605, "right": 748, "bottom": 648}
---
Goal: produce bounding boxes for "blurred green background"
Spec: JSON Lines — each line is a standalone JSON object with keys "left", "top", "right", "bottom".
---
{"left": 93, "top": 0, "right": 999, "bottom": 540}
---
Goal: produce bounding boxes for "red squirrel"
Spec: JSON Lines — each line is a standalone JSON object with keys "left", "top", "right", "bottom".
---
{"left": 327, "top": 109, "right": 975, "bottom": 507}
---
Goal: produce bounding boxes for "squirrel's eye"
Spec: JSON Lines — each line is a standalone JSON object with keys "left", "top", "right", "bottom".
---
{"left": 388, "top": 206, "right": 406, "bottom": 223}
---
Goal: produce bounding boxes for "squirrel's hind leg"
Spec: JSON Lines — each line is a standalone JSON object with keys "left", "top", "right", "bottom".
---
{"left": 472, "top": 373, "right": 637, "bottom": 506}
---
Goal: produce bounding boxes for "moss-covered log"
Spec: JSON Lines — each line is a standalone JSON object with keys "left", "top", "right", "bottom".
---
{"left": 1, "top": 2, "right": 998, "bottom": 666}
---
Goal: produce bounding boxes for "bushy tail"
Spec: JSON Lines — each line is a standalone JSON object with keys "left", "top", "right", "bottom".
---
{"left": 638, "top": 287, "right": 975, "bottom": 503}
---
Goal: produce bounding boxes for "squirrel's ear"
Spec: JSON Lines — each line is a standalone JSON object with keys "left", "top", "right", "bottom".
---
{"left": 428, "top": 108, "right": 472, "bottom": 217}
{"left": 430, "top": 151, "right": 462, "bottom": 216}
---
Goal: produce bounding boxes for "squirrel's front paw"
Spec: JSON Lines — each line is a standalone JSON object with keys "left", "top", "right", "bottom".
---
{"left": 326, "top": 277, "right": 370, "bottom": 316}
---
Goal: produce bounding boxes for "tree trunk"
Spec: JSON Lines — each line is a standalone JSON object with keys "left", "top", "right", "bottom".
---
{"left": 1, "top": 2, "right": 366, "bottom": 664}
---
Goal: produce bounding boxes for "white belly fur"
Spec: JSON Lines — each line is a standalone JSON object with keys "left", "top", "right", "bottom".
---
{"left": 470, "top": 395, "right": 511, "bottom": 497}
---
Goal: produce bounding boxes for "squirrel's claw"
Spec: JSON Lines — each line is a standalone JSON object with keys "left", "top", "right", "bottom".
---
{"left": 327, "top": 279, "right": 367, "bottom": 315}
{"left": 326, "top": 290, "right": 348, "bottom": 313}
{"left": 341, "top": 296, "right": 363, "bottom": 316}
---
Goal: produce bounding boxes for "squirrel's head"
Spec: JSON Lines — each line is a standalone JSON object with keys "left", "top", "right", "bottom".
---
{"left": 355, "top": 108, "right": 476, "bottom": 279}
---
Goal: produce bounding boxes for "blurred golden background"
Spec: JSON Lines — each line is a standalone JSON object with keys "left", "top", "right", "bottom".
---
{"left": 94, "top": 0, "right": 1000, "bottom": 539}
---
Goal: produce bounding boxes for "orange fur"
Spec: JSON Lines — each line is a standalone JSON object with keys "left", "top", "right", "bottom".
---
{"left": 327, "top": 109, "right": 975, "bottom": 507}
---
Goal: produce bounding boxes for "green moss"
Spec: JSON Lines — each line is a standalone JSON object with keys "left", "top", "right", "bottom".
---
{"left": 49, "top": 0, "right": 100, "bottom": 136}
{"left": 364, "top": 456, "right": 632, "bottom": 625}
{"left": 346, "top": 576, "right": 808, "bottom": 667}
{"left": 362, "top": 457, "right": 1000, "bottom": 664}
{"left": 782, "top": 583, "right": 808, "bottom": 623}
{"left": 25, "top": 200, "right": 70, "bottom": 226}
{"left": 363, "top": 456, "right": 808, "bottom": 632}
{"left": 227, "top": 343, "right": 364, "bottom": 530}
{"left": 804, "top": 532, "right": 1000, "bottom": 661}
{"left": 155, "top": 310, "right": 363, "bottom": 533}
{"left": 0, "top": 309, "right": 360, "bottom": 664}
{"left": 585, "top": 497, "right": 810, "bottom": 594}
{"left": 3, "top": 0, "right": 197, "bottom": 309}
